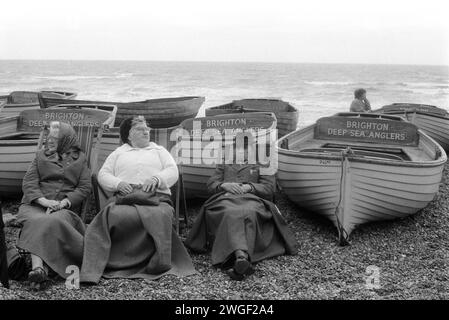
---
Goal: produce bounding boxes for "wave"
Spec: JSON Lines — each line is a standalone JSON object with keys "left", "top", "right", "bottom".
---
{"left": 33, "top": 73, "right": 134, "bottom": 81}
{"left": 402, "top": 81, "right": 449, "bottom": 88}
{"left": 114, "top": 72, "right": 134, "bottom": 79}
{"left": 34, "top": 75, "right": 112, "bottom": 81}
{"left": 304, "top": 81, "right": 354, "bottom": 86}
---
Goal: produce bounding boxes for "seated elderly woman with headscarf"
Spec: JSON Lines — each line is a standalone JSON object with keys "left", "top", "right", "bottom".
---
{"left": 17, "top": 121, "right": 91, "bottom": 289}
{"left": 186, "top": 139, "right": 297, "bottom": 281}
{"left": 80, "top": 116, "right": 196, "bottom": 283}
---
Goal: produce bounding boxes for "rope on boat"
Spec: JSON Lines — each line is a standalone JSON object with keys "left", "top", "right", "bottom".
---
{"left": 334, "top": 147, "right": 351, "bottom": 246}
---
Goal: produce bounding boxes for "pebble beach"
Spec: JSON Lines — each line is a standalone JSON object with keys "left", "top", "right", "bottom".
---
{"left": 1, "top": 162, "right": 447, "bottom": 300}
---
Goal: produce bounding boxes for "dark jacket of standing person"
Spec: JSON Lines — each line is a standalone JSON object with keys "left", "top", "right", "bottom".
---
{"left": 350, "top": 88, "right": 371, "bottom": 112}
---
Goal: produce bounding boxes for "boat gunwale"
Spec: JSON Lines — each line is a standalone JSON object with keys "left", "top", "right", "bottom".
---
{"left": 2, "top": 90, "right": 77, "bottom": 107}
{"left": 208, "top": 99, "right": 299, "bottom": 114}
{"left": 376, "top": 110, "right": 449, "bottom": 121}
{"left": 374, "top": 103, "right": 449, "bottom": 120}
{"left": 0, "top": 139, "right": 38, "bottom": 146}
{"left": 0, "top": 115, "right": 19, "bottom": 124}
{"left": 41, "top": 96, "right": 206, "bottom": 107}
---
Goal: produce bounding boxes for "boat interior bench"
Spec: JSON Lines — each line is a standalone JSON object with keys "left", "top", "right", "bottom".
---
{"left": 293, "top": 139, "right": 434, "bottom": 162}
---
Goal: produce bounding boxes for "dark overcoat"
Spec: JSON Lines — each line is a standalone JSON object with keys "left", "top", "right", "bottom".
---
{"left": 186, "top": 164, "right": 297, "bottom": 267}
{"left": 20, "top": 149, "right": 91, "bottom": 214}
{"left": 16, "top": 149, "right": 91, "bottom": 278}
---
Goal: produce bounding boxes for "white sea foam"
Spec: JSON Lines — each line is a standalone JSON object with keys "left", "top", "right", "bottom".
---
{"left": 304, "top": 81, "right": 354, "bottom": 86}
{"left": 34, "top": 75, "right": 112, "bottom": 81}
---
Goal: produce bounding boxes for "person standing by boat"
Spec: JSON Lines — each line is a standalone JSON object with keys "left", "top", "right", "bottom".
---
{"left": 16, "top": 121, "right": 91, "bottom": 290}
{"left": 185, "top": 139, "right": 297, "bottom": 281}
{"left": 80, "top": 116, "right": 196, "bottom": 284}
{"left": 350, "top": 88, "right": 371, "bottom": 112}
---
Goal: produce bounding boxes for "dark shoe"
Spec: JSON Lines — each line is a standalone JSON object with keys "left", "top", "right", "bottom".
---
{"left": 28, "top": 267, "right": 48, "bottom": 289}
{"left": 234, "top": 256, "right": 251, "bottom": 275}
{"left": 226, "top": 268, "right": 244, "bottom": 281}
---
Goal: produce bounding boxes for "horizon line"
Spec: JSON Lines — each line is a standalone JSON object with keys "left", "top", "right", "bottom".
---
{"left": 0, "top": 58, "right": 448, "bottom": 68}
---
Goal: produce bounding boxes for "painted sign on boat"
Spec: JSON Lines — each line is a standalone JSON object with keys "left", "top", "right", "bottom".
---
{"left": 180, "top": 112, "right": 276, "bottom": 137}
{"left": 314, "top": 116, "right": 419, "bottom": 146}
{"left": 18, "top": 108, "right": 111, "bottom": 131}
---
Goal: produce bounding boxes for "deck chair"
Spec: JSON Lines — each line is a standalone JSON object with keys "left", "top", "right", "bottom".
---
{"left": 0, "top": 201, "right": 9, "bottom": 288}
{"left": 91, "top": 144, "right": 188, "bottom": 233}
{"left": 18, "top": 104, "right": 117, "bottom": 221}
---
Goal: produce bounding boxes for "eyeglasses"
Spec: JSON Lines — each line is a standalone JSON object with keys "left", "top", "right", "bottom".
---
{"left": 131, "top": 126, "right": 150, "bottom": 133}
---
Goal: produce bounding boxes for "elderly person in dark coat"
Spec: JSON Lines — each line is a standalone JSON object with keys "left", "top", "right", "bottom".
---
{"left": 80, "top": 116, "right": 196, "bottom": 284}
{"left": 186, "top": 141, "right": 297, "bottom": 281}
{"left": 16, "top": 121, "right": 91, "bottom": 289}
{"left": 350, "top": 88, "right": 371, "bottom": 112}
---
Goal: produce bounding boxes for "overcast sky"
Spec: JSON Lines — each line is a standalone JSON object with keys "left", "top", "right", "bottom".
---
{"left": 0, "top": 0, "right": 448, "bottom": 65}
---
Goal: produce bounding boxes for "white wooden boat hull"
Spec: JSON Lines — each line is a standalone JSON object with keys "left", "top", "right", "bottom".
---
{"left": 373, "top": 104, "right": 449, "bottom": 151}
{"left": 0, "top": 138, "right": 39, "bottom": 197}
{"left": 276, "top": 118, "right": 447, "bottom": 244}
{"left": 400, "top": 113, "right": 449, "bottom": 150}
{"left": 0, "top": 116, "right": 18, "bottom": 135}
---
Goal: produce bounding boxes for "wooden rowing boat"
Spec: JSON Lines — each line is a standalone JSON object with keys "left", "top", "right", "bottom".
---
{"left": 39, "top": 95, "right": 205, "bottom": 128}
{"left": 177, "top": 112, "right": 278, "bottom": 199}
{"left": 0, "top": 132, "right": 40, "bottom": 197}
{"left": 206, "top": 98, "right": 298, "bottom": 138}
{"left": 0, "top": 91, "right": 77, "bottom": 117}
{"left": 0, "top": 104, "right": 116, "bottom": 198}
{"left": 276, "top": 112, "right": 447, "bottom": 245}
{"left": 373, "top": 103, "right": 449, "bottom": 151}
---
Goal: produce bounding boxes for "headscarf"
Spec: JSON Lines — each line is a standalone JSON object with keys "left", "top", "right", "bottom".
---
{"left": 44, "top": 122, "right": 80, "bottom": 159}
{"left": 119, "top": 116, "right": 146, "bottom": 145}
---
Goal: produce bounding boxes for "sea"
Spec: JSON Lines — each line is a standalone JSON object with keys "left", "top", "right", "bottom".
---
{"left": 1, "top": 60, "right": 448, "bottom": 128}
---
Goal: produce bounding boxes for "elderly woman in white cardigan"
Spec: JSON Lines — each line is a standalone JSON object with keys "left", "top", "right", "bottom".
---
{"left": 80, "top": 116, "right": 196, "bottom": 284}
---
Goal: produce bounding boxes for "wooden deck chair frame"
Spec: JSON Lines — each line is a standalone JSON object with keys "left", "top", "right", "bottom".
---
{"left": 18, "top": 105, "right": 117, "bottom": 221}
{"left": 91, "top": 168, "right": 188, "bottom": 234}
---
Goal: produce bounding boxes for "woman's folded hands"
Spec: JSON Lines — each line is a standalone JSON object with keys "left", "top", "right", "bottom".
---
{"left": 117, "top": 181, "right": 133, "bottom": 195}
{"left": 117, "top": 177, "right": 160, "bottom": 195}
{"left": 142, "top": 177, "right": 159, "bottom": 193}
{"left": 220, "top": 183, "right": 252, "bottom": 195}
{"left": 36, "top": 197, "right": 71, "bottom": 212}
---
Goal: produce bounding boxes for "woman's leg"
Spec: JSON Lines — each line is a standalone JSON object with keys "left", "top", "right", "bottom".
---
{"left": 18, "top": 208, "right": 85, "bottom": 283}
{"left": 28, "top": 254, "right": 49, "bottom": 287}
{"left": 31, "top": 254, "right": 44, "bottom": 270}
